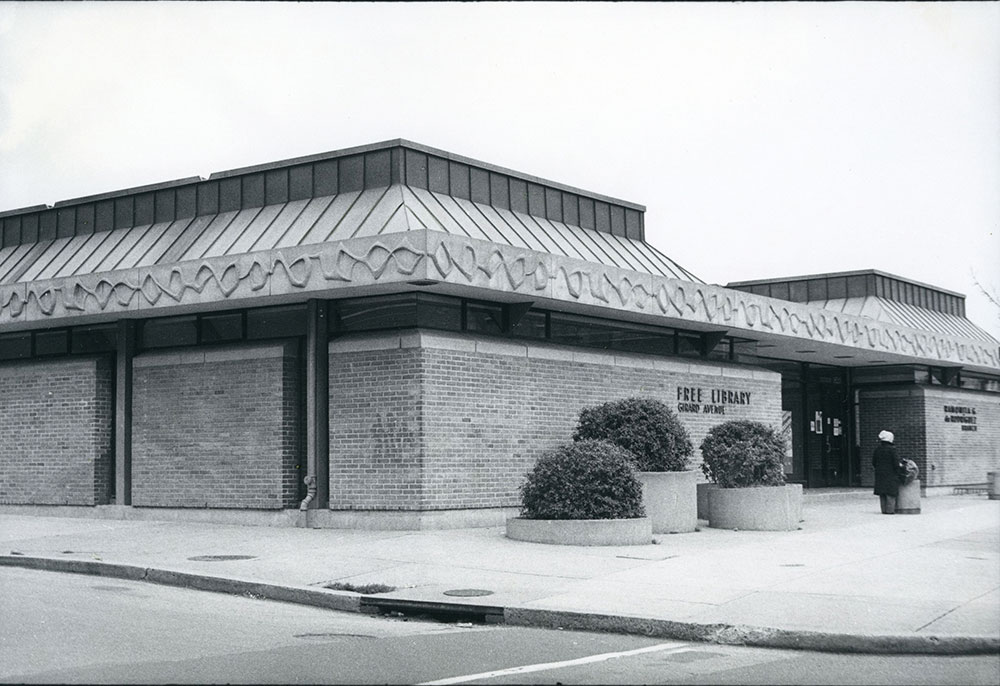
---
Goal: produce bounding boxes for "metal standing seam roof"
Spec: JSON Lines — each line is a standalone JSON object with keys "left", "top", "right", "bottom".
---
{"left": 820, "top": 296, "right": 998, "bottom": 344}
{"left": 0, "top": 184, "right": 703, "bottom": 286}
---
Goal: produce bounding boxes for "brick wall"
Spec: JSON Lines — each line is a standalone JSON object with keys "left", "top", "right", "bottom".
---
{"left": 858, "top": 388, "right": 925, "bottom": 488}
{"left": 858, "top": 385, "right": 1000, "bottom": 488}
{"left": 328, "top": 343, "right": 424, "bottom": 509}
{"left": 0, "top": 356, "right": 113, "bottom": 505}
{"left": 132, "top": 342, "right": 301, "bottom": 509}
{"left": 328, "top": 330, "right": 782, "bottom": 511}
{"left": 922, "top": 387, "right": 1000, "bottom": 487}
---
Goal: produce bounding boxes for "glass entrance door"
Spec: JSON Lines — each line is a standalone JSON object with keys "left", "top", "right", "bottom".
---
{"left": 805, "top": 368, "right": 850, "bottom": 487}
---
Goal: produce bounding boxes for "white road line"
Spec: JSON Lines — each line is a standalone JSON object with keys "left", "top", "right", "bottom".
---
{"left": 417, "top": 641, "right": 693, "bottom": 685}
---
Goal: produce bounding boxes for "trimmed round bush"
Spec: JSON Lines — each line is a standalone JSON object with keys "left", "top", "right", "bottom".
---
{"left": 700, "top": 420, "right": 786, "bottom": 488}
{"left": 519, "top": 440, "right": 645, "bottom": 520}
{"left": 573, "top": 397, "right": 693, "bottom": 472}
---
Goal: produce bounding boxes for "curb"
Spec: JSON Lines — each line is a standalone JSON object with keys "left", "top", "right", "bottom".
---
{"left": 3, "top": 555, "right": 997, "bottom": 656}
{"left": 503, "top": 608, "right": 1000, "bottom": 656}
{"left": 0, "top": 555, "right": 360, "bottom": 614}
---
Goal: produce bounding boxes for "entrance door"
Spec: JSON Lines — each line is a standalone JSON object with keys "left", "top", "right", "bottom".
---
{"left": 806, "top": 369, "right": 850, "bottom": 487}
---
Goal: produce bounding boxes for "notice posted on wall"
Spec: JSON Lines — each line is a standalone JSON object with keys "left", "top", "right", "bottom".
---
{"left": 943, "top": 405, "right": 977, "bottom": 432}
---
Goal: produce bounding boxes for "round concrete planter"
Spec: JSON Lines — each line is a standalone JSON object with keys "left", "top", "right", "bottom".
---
{"left": 707, "top": 484, "right": 803, "bottom": 531}
{"left": 635, "top": 470, "right": 697, "bottom": 534}
{"left": 896, "top": 479, "right": 921, "bottom": 514}
{"left": 506, "top": 516, "right": 652, "bottom": 546}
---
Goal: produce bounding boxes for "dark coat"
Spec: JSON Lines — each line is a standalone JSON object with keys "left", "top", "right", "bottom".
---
{"left": 872, "top": 442, "right": 902, "bottom": 496}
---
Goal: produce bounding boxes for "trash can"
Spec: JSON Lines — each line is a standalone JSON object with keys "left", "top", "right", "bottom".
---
{"left": 896, "top": 478, "right": 921, "bottom": 514}
{"left": 989, "top": 472, "right": 1000, "bottom": 501}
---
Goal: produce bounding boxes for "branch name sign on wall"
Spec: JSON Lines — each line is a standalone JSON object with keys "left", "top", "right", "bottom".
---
{"left": 944, "top": 405, "right": 978, "bottom": 432}
{"left": 677, "top": 386, "right": 753, "bottom": 415}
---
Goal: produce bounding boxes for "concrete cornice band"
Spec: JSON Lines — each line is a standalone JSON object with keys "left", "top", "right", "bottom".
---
{"left": 0, "top": 230, "right": 996, "bottom": 373}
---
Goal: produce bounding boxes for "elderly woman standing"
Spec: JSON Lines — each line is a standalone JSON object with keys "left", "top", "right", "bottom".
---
{"left": 872, "top": 430, "right": 903, "bottom": 514}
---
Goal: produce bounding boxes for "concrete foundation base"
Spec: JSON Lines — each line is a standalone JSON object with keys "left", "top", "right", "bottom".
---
{"left": 0, "top": 504, "right": 520, "bottom": 530}
{"left": 506, "top": 517, "right": 652, "bottom": 546}
{"left": 896, "top": 479, "right": 922, "bottom": 514}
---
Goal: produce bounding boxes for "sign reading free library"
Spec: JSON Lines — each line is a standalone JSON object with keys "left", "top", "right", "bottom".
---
{"left": 677, "top": 385, "right": 753, "bottom": 415}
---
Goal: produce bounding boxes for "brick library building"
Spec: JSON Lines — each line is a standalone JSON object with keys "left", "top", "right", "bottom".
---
{"left": 1, "top": 140, "right": 997, "bottom": 528}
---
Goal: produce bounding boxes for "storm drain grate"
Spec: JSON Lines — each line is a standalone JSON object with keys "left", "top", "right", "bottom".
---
{"left": 187, "top": 555, "right": 257, "bottom": 562}
{"left": 360, "top": 597, "right": 505, "bottom": 624}
{"left": 443, "top": 589, "right": 494, "bottom": 597}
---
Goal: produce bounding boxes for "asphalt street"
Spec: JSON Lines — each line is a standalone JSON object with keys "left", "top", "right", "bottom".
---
{"left": 2, "top": 567, "right": 997, "bottom": 685}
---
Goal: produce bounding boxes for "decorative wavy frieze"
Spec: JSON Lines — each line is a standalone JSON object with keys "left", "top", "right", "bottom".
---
{"left": 0, "top": 231, "right": 996, "bottom": 371}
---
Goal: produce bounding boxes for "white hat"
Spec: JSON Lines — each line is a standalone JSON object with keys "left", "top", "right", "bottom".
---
{"left": 878, "top": 430, "right": 894, "bottom": 443}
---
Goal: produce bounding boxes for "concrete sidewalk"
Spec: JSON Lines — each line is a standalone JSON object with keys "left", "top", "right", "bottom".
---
{"left": 1, "top": 494, "right": 998, "bottom": 654}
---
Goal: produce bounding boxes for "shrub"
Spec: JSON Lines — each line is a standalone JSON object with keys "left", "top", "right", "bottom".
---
{"left": 699, "top": 420, "right": 786, "bottom": 488}
{"left": 573, "top": 397, "right": 693, "bottom": 472}
{"left": 519, "top": 440, "right": 645, "bottom": 520}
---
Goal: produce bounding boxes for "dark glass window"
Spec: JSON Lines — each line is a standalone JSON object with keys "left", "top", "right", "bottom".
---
{"left": 677, "top": 332, "right": 702, "bottom": 357}
{"left": 732, "top": 339, "right": 758, "bottom": 360}
{"left": 200, "top": 312, "right": 244, "bottom": 343}
{"left": 416, "top": 294, "right": 461, "bottom": 331}
{"left": 549, "top": 312, "right": 673, "bottom": 355}
{"left": 960, "top": 374, "right": 1000, "bottom": 393}
{"left": 34, "top": 329, "right": 69, "bottom": 356}
{"left": 247, "top": 305, "right": 307, "bottom": 339}
{"left": 72, "top": 324, "right": 117, "bottom": 354}
{"left": 549, "top": 312, "right": 612, "bottom": 349}
{"left": 0, "top": 332, "right": 32, "bottom": 360}
{"left": 510, "top": 310, "right": 547, "bottom": 340}
{"left": 610, "top": 328, "right": 674, "bottom": 355}
{"left": 705, "top": 337, "right": 732, "bottom": 361}
{"left": 336, "top": 295, "right": 417, "bottom": 332}
{"left": 465, "top": 301, "right": 503, "bottom": 335}
{"left": 141, "top": 316, "right": 198, "bottom": 349}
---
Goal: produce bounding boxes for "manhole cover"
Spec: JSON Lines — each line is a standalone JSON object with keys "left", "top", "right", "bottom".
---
{"left": 187, "top": 555, "right": 257, "bottom": 562}
{"left": 443, "top": 589, "right": 494, "bottom": 597}
{"left": 779, "top": 563, "right": 805, "bottom": 567}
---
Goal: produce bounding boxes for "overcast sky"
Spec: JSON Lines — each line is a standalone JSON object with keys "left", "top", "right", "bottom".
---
{"left": 1, "top": 2, "right": 997, "bottom": 338}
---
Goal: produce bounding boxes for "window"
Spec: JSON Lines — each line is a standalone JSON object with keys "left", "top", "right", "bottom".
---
{"left": 677, "top": 332, "right": 702, "bottom": 357}
{"left": 465, "top": 301, "right": 503, "bottom": 335}
{"left": 247, "top": 304, "right": 307, "bottom": 339}
{"left": 332, "top": 294, "right": 460, "bottom": 334}
{"left": 34, "top": 329, "right": 69, "bottom": 356}
{"left": 141, "top": 316, "right": 197, "bottom": 349}
{"left": 72, "top": 324, "right": 116, "bottom": 354}
{"left": 200, "top": 312, "right": 244, "bottom": 343}
{"left": 0, "top": 332, "right": 31, "bottom": 360}
{"left": 509, "top": 310, "right": 547, "bottom": 340}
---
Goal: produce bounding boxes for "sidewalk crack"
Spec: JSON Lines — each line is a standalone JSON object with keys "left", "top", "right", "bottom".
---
{"left": 914, "top": 584, "right": 1000, "bottom": 632}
